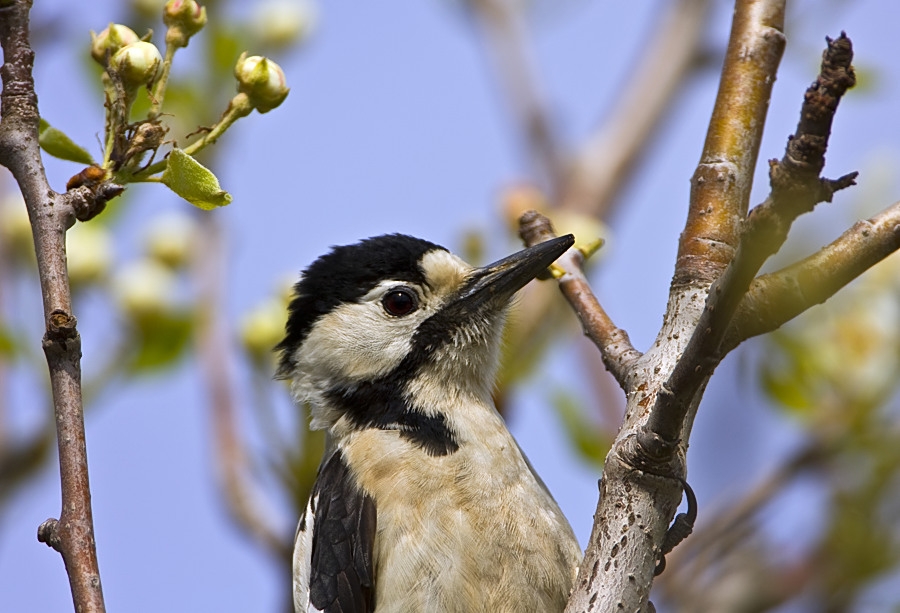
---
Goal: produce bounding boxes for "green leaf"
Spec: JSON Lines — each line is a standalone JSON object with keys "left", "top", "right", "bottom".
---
{"left": 161, "top": 148, "right": 232, "bottom": 210}
{"left": 38, "top": 118, "right": 95, "bottom": 165}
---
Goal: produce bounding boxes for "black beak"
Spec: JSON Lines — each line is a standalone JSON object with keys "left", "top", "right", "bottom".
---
{"left": 456, "top": 234, "right": 574, "bottom": 310}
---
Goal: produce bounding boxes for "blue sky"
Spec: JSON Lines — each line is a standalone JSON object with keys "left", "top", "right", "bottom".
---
{"left": 2, "top": 1, "right": 899, "bottom": 611}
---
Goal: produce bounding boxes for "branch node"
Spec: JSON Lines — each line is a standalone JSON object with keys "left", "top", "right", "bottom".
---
{"left": 66, "top": 181, "right": 124, "bottom": 223}
{"left": 47, "top": 309, "right": 77, "bottom": 338}
{"left": 43, "top": 309, "right": 80, "bottom": 355}
{"left": 37, "top": 518, "right": 62, "bottom": 552}
{"left": 620, "top": 431, "right": 681, "bottom": 477}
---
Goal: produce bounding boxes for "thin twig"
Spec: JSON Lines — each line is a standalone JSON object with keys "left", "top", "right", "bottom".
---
{"left": 714, "top": 33, "right": 857, "bottom": 307}
{"left": 518, "top": 210, "right": 641, "bottom": 390}
{"left": 0, "top": 1, "right": 106, "bottom": 610}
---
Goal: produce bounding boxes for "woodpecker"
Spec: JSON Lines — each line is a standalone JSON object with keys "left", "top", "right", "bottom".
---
{"left": 277, "top": 233, "right": 581, "bottom": 613}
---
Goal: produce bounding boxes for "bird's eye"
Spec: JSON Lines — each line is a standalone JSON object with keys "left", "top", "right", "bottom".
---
{"left": 382, "top": 288, "right": 417, "bottom": 317}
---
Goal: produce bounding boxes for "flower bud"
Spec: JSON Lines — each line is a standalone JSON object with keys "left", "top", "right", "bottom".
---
{"left": 234, "top": 53, "right": 289, "bottom": 113}
{"left": 163, "top": 0, "right": 207, "bottom": 47}
{"left": 111, "top": 41, "right": 163, "bottom": 89}
{"left": 90, "top": 23, "right": 140, "bottom": 67}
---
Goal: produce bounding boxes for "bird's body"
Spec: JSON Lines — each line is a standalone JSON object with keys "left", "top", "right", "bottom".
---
{"left": 278, "top": 234, "right": 581, "bottom": 613}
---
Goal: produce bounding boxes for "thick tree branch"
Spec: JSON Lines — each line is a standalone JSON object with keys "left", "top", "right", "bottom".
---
{"left": 723, "top": 200, "right": 900, "bottom": 351}
{"left": 565, "top": 3, "right": 789, "bottom": 610}
{"left": 0, "top": 1, "right": 106, "bottom": 610}
{"left": 518, "top": 210, "right": 641, "bottom": 391}
{"left": 674, "top": 0, "right": 786, "bottom": 289}
{"left": 561, "top": 0, "right": 711, "bottom": 219}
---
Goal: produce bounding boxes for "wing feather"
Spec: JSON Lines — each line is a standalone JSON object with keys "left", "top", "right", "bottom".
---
{"left": 293, "top": 450, "right": 376, "bottom": 613}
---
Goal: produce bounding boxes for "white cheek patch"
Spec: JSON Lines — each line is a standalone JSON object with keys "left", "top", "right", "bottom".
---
{"left": 296, "top": 301, "right": 418, "bottom": 382}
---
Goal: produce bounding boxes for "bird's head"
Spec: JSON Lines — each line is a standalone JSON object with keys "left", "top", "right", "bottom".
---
{"left": 276, "top": 233, "right": 573, "bottom": 439}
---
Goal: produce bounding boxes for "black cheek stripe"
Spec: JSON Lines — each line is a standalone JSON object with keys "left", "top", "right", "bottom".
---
{"left": 326, "top": 379, "right": 459, "bottom": 457}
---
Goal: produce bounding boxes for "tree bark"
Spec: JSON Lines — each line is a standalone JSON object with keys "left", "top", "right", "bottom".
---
{"left": 0, "top": 2, "right": 106, "bottom": 610}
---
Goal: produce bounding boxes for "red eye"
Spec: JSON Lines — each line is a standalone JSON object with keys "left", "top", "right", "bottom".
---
{"left": 382, "top": 288, "right": 417, "bottom": 316}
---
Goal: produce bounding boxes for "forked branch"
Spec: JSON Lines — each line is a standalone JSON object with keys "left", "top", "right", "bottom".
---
{"left": 645, "top": 30, "right": 856, "bottom": 447}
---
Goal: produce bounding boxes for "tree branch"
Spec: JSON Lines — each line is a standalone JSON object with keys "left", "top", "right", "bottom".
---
{"left": 518, "top": 210, "right": 640, "bottom": 390}
{"left": 565, "top": 3, "right": 789, "bottom": 610}
{"left": 0, "top": 1, "right": 106, "bottom": 610}
{"left": 644, "top": 25, "right": 855, "bottom": 448}
{"left": 723, "top": 200, "right": 900, "bottom": 351}
{"left": 674, "top": 0, "right": 786, "bottom": 289}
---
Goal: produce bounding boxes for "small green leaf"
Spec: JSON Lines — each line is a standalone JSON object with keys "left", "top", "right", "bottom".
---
{"left": 38, "top": 118, "right": 95, "bottom": 165}
{"left": 161, "top": 148, "right": 232, "bottom": 210}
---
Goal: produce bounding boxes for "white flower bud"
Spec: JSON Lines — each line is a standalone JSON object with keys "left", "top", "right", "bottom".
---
{"left": 111, "top": 41, "right": 163, "bottom": 89}
{"left": 234, "top": 53, "right": 289, "bottom": 113}
{"left": 91, "top": 23, "right": 140, "bottom": 67}
{"left": 164, "top": 0, "right": 208, "bottom": 47}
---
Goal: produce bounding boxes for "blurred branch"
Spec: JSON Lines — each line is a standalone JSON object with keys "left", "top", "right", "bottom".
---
{"left": 723, "top": 199, "right": 900, "bottom": 351}
{"left": 0, "top": 1, "right": 106, "bottom": 610}
{"left": 676, "top": 440, "right": 827, "bottom": 568}
{"left": 467, "top": 0, "right": 564, "bottom": 194}
{"left": 561, "top": 0, "right": 711, "bottom": 218}
{"left": 519, "top": 210, "right": 640, "bottom": 390}
{"left": 193, "top": 214, "right": 291, "bottom": 563}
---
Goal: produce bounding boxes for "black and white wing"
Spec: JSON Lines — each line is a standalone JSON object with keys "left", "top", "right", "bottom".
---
{"left": 293, "top": 450, "right": 377, "bottom": 613}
